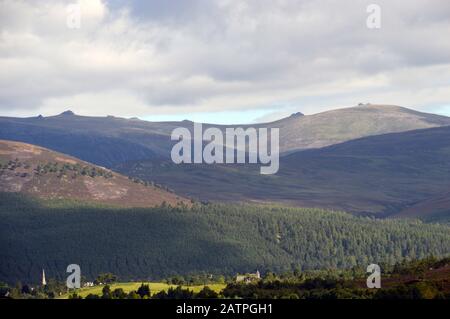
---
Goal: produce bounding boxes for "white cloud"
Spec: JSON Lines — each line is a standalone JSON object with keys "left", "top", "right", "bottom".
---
{"left": 0, "top": 0, "right": 449, "bottom": 120}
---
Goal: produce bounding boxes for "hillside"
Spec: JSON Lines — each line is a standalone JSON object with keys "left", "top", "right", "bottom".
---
{"left": 0, "top": 113, "right": 167, "bottom": 167}
{"left": 117, "top": 125, "right": 450, "bottom": 219}
{"left": 268, "top": 104, "right": 450, "bottom": 153}
{"left": 0, "top": 193, "right": 448, "bottom": 284}
{"left": 393, "top": 193, "right": 450, "bottom": 223}
{"left": 1, "top": 105, "right": 449, "bottom": 167}
{"left": 0, "top": 140, "right": 186, "bottom": 207}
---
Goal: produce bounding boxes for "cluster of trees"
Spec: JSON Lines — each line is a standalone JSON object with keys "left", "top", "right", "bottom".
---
{"left": 0, "top": 159, "right": 115, "bottom": 179}
{"left": 0, "top": 278, "right": 68, "bottom": 299}
{"left": 127, "top": 176, "right": 175, "bottom": 192}
{"left": 222, "top": 278, "right": 449, "bottom": 299}
{"left": 0, "top": 159, "right": 31, "bottom": 171}
{"left": 0, "top": 192, "right": 449, "bottom": 285}
{"left": 94, "top": 273, "right": 118, "bottom": 285}
{"left": 163, "top": 274, "right": 226, "bottom": 286}
{"left": 34, "top": 162, "right": 114, "bottom": 179}
{"left": 222, "top": 257, "right": 450, "bottom": 299}
{"left": 0, "top": 159, "right": 31, "bottom": 178}
{"left": 373, "top": 281, "right": 446, "bottom": 299}
{"left": 69, "top": 284, "right": 219, "bottom": 300}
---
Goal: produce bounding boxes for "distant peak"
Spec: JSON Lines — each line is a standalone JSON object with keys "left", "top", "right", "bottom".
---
{"left": 290, "top": 111, "right": 304, "bottom": 117}
{"left": 355, "top": 104, "right": 406, "bottom": 111}
{"left": 60, "top": 110, "right": 75, "bottom": 116}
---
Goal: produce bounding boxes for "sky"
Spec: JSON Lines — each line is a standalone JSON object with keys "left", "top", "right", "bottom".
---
{"left": 1, "top": 0, "right": 450, "bottom": 124}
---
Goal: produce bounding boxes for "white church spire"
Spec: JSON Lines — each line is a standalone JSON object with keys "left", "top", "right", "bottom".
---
{"left": 42, "top": 268, "right": 47, "bottom": 286}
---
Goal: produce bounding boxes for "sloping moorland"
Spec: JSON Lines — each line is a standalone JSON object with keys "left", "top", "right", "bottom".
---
{"left": 118, "top": 125, "right": 450, "bottom": 221}
{"left": 0, "top": 140, "right": 187, "bottom": 207}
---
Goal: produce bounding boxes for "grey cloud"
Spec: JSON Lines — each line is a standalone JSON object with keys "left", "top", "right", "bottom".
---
{"left": 107, "top": 0, "right": 215, "bottom": 24}
{"left": 0, "top": 0, "right": 449, "bottom": 117}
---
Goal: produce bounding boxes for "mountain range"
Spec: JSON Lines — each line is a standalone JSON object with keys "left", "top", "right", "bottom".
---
{"left": 1, "top": 104, "right": 449, "bottom": 165}
{"left": 1, "top": 104, "right": 450, "bottom": 221}
{"left": 1, "top": 103, "right": 450, "bottom": 284}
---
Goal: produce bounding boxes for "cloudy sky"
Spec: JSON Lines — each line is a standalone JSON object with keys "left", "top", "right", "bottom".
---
{"left": 1, "top": 0, "right": 450, "bottom": 123}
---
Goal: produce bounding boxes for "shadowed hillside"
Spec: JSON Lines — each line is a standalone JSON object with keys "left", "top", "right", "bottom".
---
{"left": 117, "top": 125, "right": 450, "bottom": 219}
{"left": 0, "top": 193, "right": 448, "bottom": 284}
{"left": 393, "top": 193, "right": 450, "bottom": 223}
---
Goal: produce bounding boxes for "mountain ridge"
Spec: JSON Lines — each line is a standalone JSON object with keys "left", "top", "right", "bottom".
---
{"left": 1, "top": 104, "right": 449, "bottom": 166}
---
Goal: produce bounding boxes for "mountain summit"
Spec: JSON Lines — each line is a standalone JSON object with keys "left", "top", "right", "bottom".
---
{"left": 267, "top": 104, "right": 450, "bottom": 152}
{"left": 59, "top": 110, "right": 76, "bottom": 116}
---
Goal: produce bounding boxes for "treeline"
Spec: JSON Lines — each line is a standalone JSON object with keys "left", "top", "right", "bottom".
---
{"left": 0, "top": 158, "right": 31, "bottom": 170}
{"left": 126, "top": 176, "right": 176, "bottom": 192}
{"left": 3, "top": 257, "right": 448, "bottom": 299}
{"left": 34, "top": 162, "right": 114, "bottom": 179}
{"left": 222, "top": 256, "right": 450, "bottom": 299}
{"left": 0, "top": 193, "right": 449, "bottom": 284}
{"left": 0, "top": 158, "right": 114, "bottom": 179}
{"left": 222, "top": 274, "right": 449, "bottom": 299}
{"left": 0, "top": 282, "right": 219, "bottom": 300}
{"left": 69, "top": 284, "right": 219, "bottom": 300}
{"left": 89, "top": 272, "right": 225, "bottom": 286}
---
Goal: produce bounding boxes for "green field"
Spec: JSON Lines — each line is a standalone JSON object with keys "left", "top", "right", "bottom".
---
{"left": 59, "top": 282, "right": 226, "bottom": 299}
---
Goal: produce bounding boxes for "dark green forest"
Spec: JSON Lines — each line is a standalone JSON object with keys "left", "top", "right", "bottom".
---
{"left": 0, "top": 193, "right": 449, "bottom": 284}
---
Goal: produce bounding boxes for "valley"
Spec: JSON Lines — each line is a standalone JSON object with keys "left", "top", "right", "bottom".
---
{"left": 1, "top": 104, "right": 449, "bottom": 289}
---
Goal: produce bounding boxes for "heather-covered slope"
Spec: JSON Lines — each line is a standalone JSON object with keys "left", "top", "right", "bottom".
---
{"left": 118, "top": 125, "right": 450, "bottom": 219}
{"left": 0, "top": 140, "right": 187, "bottom": 207}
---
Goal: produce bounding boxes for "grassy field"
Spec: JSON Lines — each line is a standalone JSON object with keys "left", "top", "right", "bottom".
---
{"left": 59, "top": 282, "right": 226, "bottom": 299}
